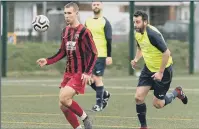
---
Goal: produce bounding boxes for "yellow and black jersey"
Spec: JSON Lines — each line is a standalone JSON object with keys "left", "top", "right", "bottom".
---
{"left": 135, "top": 24, "right": 173, "bottom": 72}
{"left": 85, "top": 16, "right": 112, "bottom": 57}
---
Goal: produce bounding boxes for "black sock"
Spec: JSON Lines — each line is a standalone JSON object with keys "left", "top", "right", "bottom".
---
{"left": 91, "top": 83, "right": 107, "bottom": 98}
{"left": 136, "top": 103, "right": 147, "bottom": 127}
{"left": 96, "top": 86, "right": 104, "bottom": 107}
{"left": 90, "top": 83, "right": 96, "bottom": 91}
{"left": 164, "top": 90, "right": 178, "bottom": 106}
{"left": 103, "top": 90, "right": 108, "bottom": 98}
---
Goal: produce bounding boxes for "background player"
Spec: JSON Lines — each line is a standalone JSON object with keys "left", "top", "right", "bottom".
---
{"left": 131, "top": 10, "right": 188, "bottom": 129}
{"left": 36, "top": 2, "right": 97, "bottom": 129}
{"left": 85, "top": 2, "right": 112, "bottom": 112}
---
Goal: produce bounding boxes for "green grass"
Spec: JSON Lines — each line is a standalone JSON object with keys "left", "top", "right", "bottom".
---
{"left": 7, "top": 40, "right": 193, "bottom": 77}
{"left": 2, "top": 76, "right": 199, "bottom": 129}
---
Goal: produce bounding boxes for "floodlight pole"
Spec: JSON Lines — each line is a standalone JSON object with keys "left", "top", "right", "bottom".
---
{"left": 189, "top": 1, "right": 195, "bottom": 74}
{"left": 129, "top": 1, "right": 135, "bottom": 75}
{"left": 1, "top": 1, "right": 7, "bottom": 77}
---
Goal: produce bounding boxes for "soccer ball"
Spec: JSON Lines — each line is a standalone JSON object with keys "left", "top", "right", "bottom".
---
{"left": 32, "top": 15, "right": 50, "bottom": 32}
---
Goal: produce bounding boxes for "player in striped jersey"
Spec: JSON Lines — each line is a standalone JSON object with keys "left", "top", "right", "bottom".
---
{"left": 37, "top": 2, "right": 97, "bottom": 129}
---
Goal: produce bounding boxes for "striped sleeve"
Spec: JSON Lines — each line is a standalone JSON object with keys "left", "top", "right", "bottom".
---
{"left": 46, "top": 28, "right": 66, "bottom": 65}
{"left": 83, "top": 29, "right": 98, "bottom": 75}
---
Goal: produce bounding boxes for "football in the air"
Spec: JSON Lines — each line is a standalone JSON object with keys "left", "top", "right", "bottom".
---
{"left": 32, "top": 15, "right": 50, "bottom": 32}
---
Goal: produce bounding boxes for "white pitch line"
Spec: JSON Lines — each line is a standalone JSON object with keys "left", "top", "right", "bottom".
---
{"left": 2, "top": 83, "right": 199, "bottom": 93}
{"left": 2, "top": 112, "right": 193, "bottom": 121}
{"left": 2, "top": 76, "right": 199, "bottom": 83}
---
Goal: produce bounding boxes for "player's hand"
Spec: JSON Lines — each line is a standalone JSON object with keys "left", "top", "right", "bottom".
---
{"left": 36, "top": 58, "right": 47, "bottom": 67}
{"left": 131, "top": 59, "right": 138, "bottom": 69}
{"left": 81, "top": 73, "right": 91, "bottom": 85}
{"left": 106, "top": 57, "right": 112, "bottom": 65}
{"left": 151, "top": 72, "right": 163, "bottom": 81}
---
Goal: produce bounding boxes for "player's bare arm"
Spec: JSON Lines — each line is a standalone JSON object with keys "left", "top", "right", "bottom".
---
{"left": 131, "top": 46, "right": 142, "bottom": 69}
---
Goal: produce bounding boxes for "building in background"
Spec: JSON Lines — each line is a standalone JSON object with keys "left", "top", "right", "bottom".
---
{"left": 7, "top": 1, "right": 73, "bottom": 42}
{"left": 6, "top": 2, "right": 197, "bottom": 43}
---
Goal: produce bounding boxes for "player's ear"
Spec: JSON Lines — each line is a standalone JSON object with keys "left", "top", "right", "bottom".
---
{"left": 76, "top": 11, "right": 79, "bottom": 15}
{"left": 144, "top": 20, "right": 147, "bottom": 26}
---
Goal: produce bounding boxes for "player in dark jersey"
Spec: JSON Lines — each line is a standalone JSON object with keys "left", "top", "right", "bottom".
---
{"left": 37, "top": 2, "right": 97, "bottom": 129}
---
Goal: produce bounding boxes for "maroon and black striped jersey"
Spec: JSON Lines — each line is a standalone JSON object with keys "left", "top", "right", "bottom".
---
{"left": 46, "top": 24, "right": 97, "bottom": 75}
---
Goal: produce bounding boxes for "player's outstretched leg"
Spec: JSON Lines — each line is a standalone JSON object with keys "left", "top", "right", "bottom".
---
{"left": 59, "top": 86, "right": 92, "bottom": 129}
{"left": 152, "top": 86, "right": 188, "bottom": 110}
{"left": 175, "top": 86, "right": 188, "bottom": 104}
{"left": 164, "top": 86, "right": 188, "bottom": 106}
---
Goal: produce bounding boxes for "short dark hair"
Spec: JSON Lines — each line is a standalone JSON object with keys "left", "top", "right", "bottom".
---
{"left": 64, "top": 2, "right": 79, "bottom": 12}
{"left": 134, "top": 10, "right": 148, "bottom": 22}
{"left": 92, "top": 0, "right": 102, "bottom": 3}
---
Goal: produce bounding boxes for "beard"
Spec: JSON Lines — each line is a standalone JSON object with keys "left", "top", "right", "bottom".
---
{"left": 135, "top": 24, "right": 145, "bottom": 34}
{"left": 93, "top": 8, "right": 101, "bottom": 15}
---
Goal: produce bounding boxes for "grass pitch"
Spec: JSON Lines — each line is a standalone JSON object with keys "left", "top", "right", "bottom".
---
{"left": 2, "top": 76, "right": 199, "bottom": 129}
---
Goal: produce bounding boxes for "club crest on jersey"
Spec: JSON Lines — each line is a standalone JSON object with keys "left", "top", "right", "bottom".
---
{"left": 66, "top": 41, "right": 76, "bottom": 50}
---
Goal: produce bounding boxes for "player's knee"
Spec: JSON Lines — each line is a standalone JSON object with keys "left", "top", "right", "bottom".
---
{"left": 153, "top": 101, "right": 164, "bottom": 109}
{"left": 93, "top": 76, "right": 103, "bottom": 86}
{"left": 153, "top": 103, "right": 162, "bottom": 109}
{"left": 93, "top": 76, "right": 102, "bottom": 81}
{"left": 59, "top": 102, "right": 68, "bottom": 111}
{"left": 87, "top": 78, "right": 94, "bottom": 85}
{"left": 153, "top": 96, "right": 165, "bottom": 109}
{"left": 59, "top": 94, "right": 72, "bottom": 107}
{"left": 135, "top": 94, "right": 145, "bottom": 104}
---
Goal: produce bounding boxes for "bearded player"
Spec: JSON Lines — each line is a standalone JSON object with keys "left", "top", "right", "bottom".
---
{"left": 85, "top": 1, "right": 112, "bottom": 112}
{"left": 131, "top": 10, "right": 188, "bottom": 129}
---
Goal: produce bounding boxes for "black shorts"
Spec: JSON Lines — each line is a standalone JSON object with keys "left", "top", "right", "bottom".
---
{"left": 92, "top": 57, "right": 106, "bottom": 76}
{"left": 138, "top": 65, "right": 173, "bottom": 100}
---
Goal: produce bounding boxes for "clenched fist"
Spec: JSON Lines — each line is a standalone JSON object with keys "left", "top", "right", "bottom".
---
{"left": 36, "top": 58, "right": 47, "bottom": 67}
